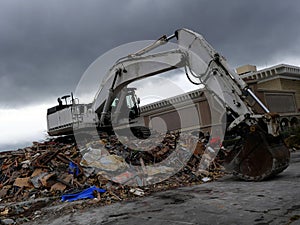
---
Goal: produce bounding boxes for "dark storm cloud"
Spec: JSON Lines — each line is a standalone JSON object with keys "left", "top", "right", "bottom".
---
{"left": 0, "top": 0, "right": 300, "bottom": 107}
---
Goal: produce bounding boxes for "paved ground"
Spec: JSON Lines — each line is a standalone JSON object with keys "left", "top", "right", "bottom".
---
{"left": 27, "top": 151, "right": 300, "bottom": 225}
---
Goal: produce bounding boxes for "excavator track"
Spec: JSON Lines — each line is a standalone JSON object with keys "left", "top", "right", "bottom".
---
{"left": 227, "top": 128, "right": 290, "bottom": 181}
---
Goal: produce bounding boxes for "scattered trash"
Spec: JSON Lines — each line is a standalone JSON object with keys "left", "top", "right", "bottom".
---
{"left": 201, "top": 177, "right": 211, "bottom": 182}
{"left": 30, "top": 171, "right": 49, "bottom": 188}
{"left": 61, "top": 186, "right": 106, "bottom": 202}
{"left": 130, "top": 188, "right": 145, "bottom": 196}
{"left": 81, "top": 150, "right": 129, "bottom": 172}
{"left": 68, "top": 162, "right": 80, "bottom": 177}
{"left": 0, "top": 208, "right": 9, "bottom": 216}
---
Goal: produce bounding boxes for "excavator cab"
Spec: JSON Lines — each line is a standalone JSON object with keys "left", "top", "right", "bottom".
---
{"left": 108, "top": 87, "right": 151, "bottom": 139}
{"left": 109, "top": 87, "right": 141, "bottom": 124}
{"left": 127, "top": 88, "right": 141, "bottom": 120}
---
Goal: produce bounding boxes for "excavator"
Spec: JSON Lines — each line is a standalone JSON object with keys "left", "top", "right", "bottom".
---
{"left": 47, "top": 28, "right": 290, "bottom": 181}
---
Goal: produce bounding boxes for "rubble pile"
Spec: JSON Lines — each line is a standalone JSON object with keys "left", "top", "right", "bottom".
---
{"left": 0, "top": 132, "right": 225, "bottom": 223}
{"left": 284, "top": 129, "right": 300, "bottom": 151}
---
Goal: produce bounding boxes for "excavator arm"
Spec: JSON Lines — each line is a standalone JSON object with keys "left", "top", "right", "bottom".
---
{"left": 93, "top": 29, "right": 272, "bottom": 134}
{"left": 92, "top": 49, "right": 186, "bottom": 123}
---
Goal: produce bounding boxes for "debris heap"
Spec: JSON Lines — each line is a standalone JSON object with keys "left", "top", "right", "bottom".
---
{"left": 0, "top": 132, "right": 225, "bottom": 223}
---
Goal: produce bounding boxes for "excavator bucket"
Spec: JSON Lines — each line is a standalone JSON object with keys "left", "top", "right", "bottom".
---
{"left": 226, "top": 128, "right": 290, "bottom": 181}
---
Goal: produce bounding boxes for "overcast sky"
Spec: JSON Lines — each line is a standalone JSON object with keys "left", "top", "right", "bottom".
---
{"left": 1, "top": 0, "right": 300, "bottom": 151}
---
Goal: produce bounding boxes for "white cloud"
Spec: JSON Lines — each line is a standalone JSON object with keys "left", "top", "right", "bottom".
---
{"left": 0, "top": 103, "right": 53, "bottom": 151}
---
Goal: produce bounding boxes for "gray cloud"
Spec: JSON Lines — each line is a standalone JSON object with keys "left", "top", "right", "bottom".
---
{"left": 0, "top": 0, "right": 300, "bottom": 107}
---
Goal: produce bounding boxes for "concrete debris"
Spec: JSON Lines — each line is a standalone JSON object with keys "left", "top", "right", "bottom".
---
{"left": 0, "top": 131, "right": 226, "bottom": 223}
{"left": 129, "top": 188, "right": 144, "bottom": 196}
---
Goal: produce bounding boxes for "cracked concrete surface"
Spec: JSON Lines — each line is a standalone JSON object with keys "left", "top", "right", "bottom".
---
{"left": 26, "top": 151, "right": 300, "bottom": 225}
